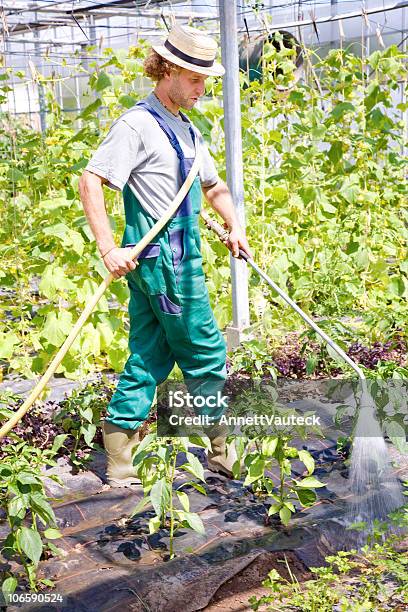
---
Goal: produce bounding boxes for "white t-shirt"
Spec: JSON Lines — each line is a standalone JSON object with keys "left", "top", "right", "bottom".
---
{"left": 86, "top": 92, "right": 219, "bottom": 219}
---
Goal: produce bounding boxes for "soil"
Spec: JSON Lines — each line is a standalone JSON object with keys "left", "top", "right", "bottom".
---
{"left": 203, "top": 551, "right": 311, "bottom": 611}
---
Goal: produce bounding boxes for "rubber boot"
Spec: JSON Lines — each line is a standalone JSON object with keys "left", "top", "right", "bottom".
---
{"left": 102, "top": 420, "right": 142, "bottom": 488}
{"left": 206, "top": 424, "right": 241, "bottom": 479}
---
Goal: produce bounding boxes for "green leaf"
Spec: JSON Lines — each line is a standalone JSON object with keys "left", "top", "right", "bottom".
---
{"left": 385, "top": 421, "right": 408, "bottom": 453}
{"left": 179, "top": 481, "right": 207, "bottom": 496}
{"left": 43, "top": 223, "right": 84, "bottom": 254}
{"left": 0, "top": 332, "right": 19, "bottom": 359}
{"left": 96, "top": 321, "right": 114, "bottom": 349}
{"left": 148, "top": 515, "right": 161, "bottom": 534}
{"left": 46, "top": 542, "right": 63, "bottom": 557}
{"left": 81, "top": 406, "right": 94, "bottom": 423}
{"left": 17, "top": 526, "right": 43, "bottom": 565}
{"left": 330, "top": 102, "right": 355, "bottom": 120}
{"left": 95, "top": 71, "right": 112, "bottom": 91}
{"left": 296, "top": 476, "right": 325, "bottom": 489}
{"left": 388, "top": 276, "right": 404, "bottom": 297}
{"left": 188, "top": 435, "right": 212, "bottom": 451}
{"left": 108, "top": 280, "right": 130, "bottom": 304}
{"left": 243, "top": 456, "right": 265, "bottom": 486}
{"left": 340, "top": 175, "right": 360, "bottom": 204}
{"left": 41, "top": 311, "right": 73, "bottom": 346}
{"left": 279, "top": 506, "right": 292, "bottom": 526}
{"left": 183, "top": 511, "right": 205, "bottom": 535}
{"left": 296, "top": 488, "right": 317, "bottom": 507}
{"left": 268, "top": 503, "right": 281, "bottom": 516}
{"left": 327, "top": 344, "right": 345, "bottom": 364}
{"left": 51, "top": 434, "right": 68, "bottom": 453}
{"left": 133, "top": 433, "right": 156, "bottom": 464}
{"left": 268, "top": 185, "right": 288, "bottom": 203}
{"left": 328, "top": 141, "right": 343, "bottom": 165}
{"left": 130, "top": 496, "right": 150, "bottom": 517}
{"left": 8, "top": 495, "right": 27, "bottom": 520}
{"left": 82, "top": 423, "right": 96, "bottom": 446}
{"left": 268, "top": 130, "right": 282, "bottom": 143}
{"left": 298, "top": 450, "right": 315, "bottom": 475}
{"left": 1, "top": 575, "right": 17, "bottom": 596}
{"left": 29, "top": 492, "right": 56, "bottom": 526}
{"left": 261, "top": 437, "right": 278, "bottom": 457}
{"left": 43, "top": 528, "right": 62, "bottom": 539}
{"left": 150, "top": 478, "right": 171, "bottom": 518}
{"left": 17, "top": 472, "right": 40, "bottom": 486}
{"left": 184, "top": 452, "right": 205, "bottom": 482}
{"left": 78, "top": 98, "right": 102, "bottom": 118}
{"left": 39, "top": 265, "right": 76, "bottom": 298}
{"left": 119, "top": 94, "right": 137, "bottom": 108}
{"left": 176, "top": 490, "right": 190, "bottom": 512}
{"left": 306, "top": 355, "right": 317, "bottom": 375}
{"left": 319, "top": 196, "right": 337, "bottom": 215}
{"left": 189, "top": 108, "right": 213, "bottom": 142}
{"left": 8, "top": 167, "right": 25, "bottom": 182}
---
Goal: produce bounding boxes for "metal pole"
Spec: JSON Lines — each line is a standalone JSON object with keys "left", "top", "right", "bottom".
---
{"left": 218, "top": 0, "right": 250, "bottom": 350}
{"left": 402, "top": 4, "right": 407, "bottom": 158}
{"left": 330, "top": 0, "right": 338, "bottom": 49}
{"left": 33, "top": 26, "right": 46, "bottom": 134}
{"left": 89, "top": 14, "right": 97, "bottom": 47}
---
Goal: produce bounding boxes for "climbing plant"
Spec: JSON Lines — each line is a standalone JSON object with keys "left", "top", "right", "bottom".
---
{"left": 0, "top": 39, "right": 407, "bottom": 381}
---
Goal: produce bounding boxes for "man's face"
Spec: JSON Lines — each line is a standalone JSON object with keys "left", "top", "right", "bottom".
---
{"left": 166, "top": 68, "right": 207, "bottom": 110}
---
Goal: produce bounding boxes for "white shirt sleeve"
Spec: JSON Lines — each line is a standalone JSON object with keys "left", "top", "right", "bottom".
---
{"left": 85, "top": 119, "right": 142, "bottom": 191}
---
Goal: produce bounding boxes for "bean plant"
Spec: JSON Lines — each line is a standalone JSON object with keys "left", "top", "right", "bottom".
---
{"left": 0, "top": 40, "right": 406, "bottom": 380}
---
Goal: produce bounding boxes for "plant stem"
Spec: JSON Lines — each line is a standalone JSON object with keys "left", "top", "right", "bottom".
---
{"left": 168, "top": 448, "right": 177, "bottom": 559}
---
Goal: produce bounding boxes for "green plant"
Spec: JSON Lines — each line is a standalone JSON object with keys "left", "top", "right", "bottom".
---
{"left": 250, "top": 536, "right": 408, "bottom": 611}
{"left": 1, "top": 41, "right": 406, "bottom": 382}
{"left": 332, "top": 378, "right": 408, "bottom": 455}
{"left": 299, "top": 319, "right": 358, "bottom": 376}
{"left": 0, "top": 437, "right": 66, "bottom": 596}
{"left": 364, "top": 361, "right": 408, "bottom": 379}
{"left": 243, "top": 435, "right": 325, "bottom": 526}
{"left": 130, "top": 427, "right": 210, "bottom": 558}
{"left": 229, "top": 338, "right": 278, "bottom": 378}
{"left": 230, "top": 384, "right": 325, "bottom": 525}
{"left": 52, "top": 377, "right": 114, "bottom": 467}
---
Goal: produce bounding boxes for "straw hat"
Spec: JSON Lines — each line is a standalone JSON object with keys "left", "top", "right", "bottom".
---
{"left": 152, "top": 24, "right": 225, "bottom": 77}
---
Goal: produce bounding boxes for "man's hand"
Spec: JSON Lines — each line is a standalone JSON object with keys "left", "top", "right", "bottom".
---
{"left": 202, "top": 180, "right": 253, "bottom": 260}
{"left": 226, "top": 225, "right": 253, "bottom": 260}
{"left": 103, "top": 247, "right": 138, "bottom": 279}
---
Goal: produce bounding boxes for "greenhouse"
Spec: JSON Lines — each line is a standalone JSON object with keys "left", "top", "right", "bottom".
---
{"left": 0, "top": 1, "right": 407, "bottom": 610}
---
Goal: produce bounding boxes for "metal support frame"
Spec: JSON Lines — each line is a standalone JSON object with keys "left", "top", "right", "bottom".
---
{"left": 218, "top": 0, "right": 250, "bottom": 351}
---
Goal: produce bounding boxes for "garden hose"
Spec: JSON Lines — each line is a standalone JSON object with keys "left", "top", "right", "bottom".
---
{"left": 200, "top": 210, "right": 367, "bottom": 382}
{"left": 0, "top": 147, "right": 202, "bottom": 441}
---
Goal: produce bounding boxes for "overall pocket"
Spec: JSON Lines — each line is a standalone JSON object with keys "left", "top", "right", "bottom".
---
{"left": 125, "top": 243, "right": 165, "bottom": 295}
{"left": 168, "top": 228, "right": 186, "bottom": 282}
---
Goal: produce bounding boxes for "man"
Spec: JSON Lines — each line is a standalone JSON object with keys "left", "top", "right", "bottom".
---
{"left": 79, "top": 24, "right": 252, "bottom": 487}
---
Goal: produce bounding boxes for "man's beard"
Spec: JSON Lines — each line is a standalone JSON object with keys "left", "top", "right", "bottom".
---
{"left": 168, "top": 80, "right": 195, "bottom": 110}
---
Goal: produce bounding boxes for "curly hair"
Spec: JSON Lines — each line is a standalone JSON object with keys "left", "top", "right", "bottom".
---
{"left": 143, "top": 49, "right": 181, "bottom": 81}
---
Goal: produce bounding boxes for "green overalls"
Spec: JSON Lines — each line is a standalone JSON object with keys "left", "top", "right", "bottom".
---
{"left": 106, "top": 102, "right": 227, "bottom": 431}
